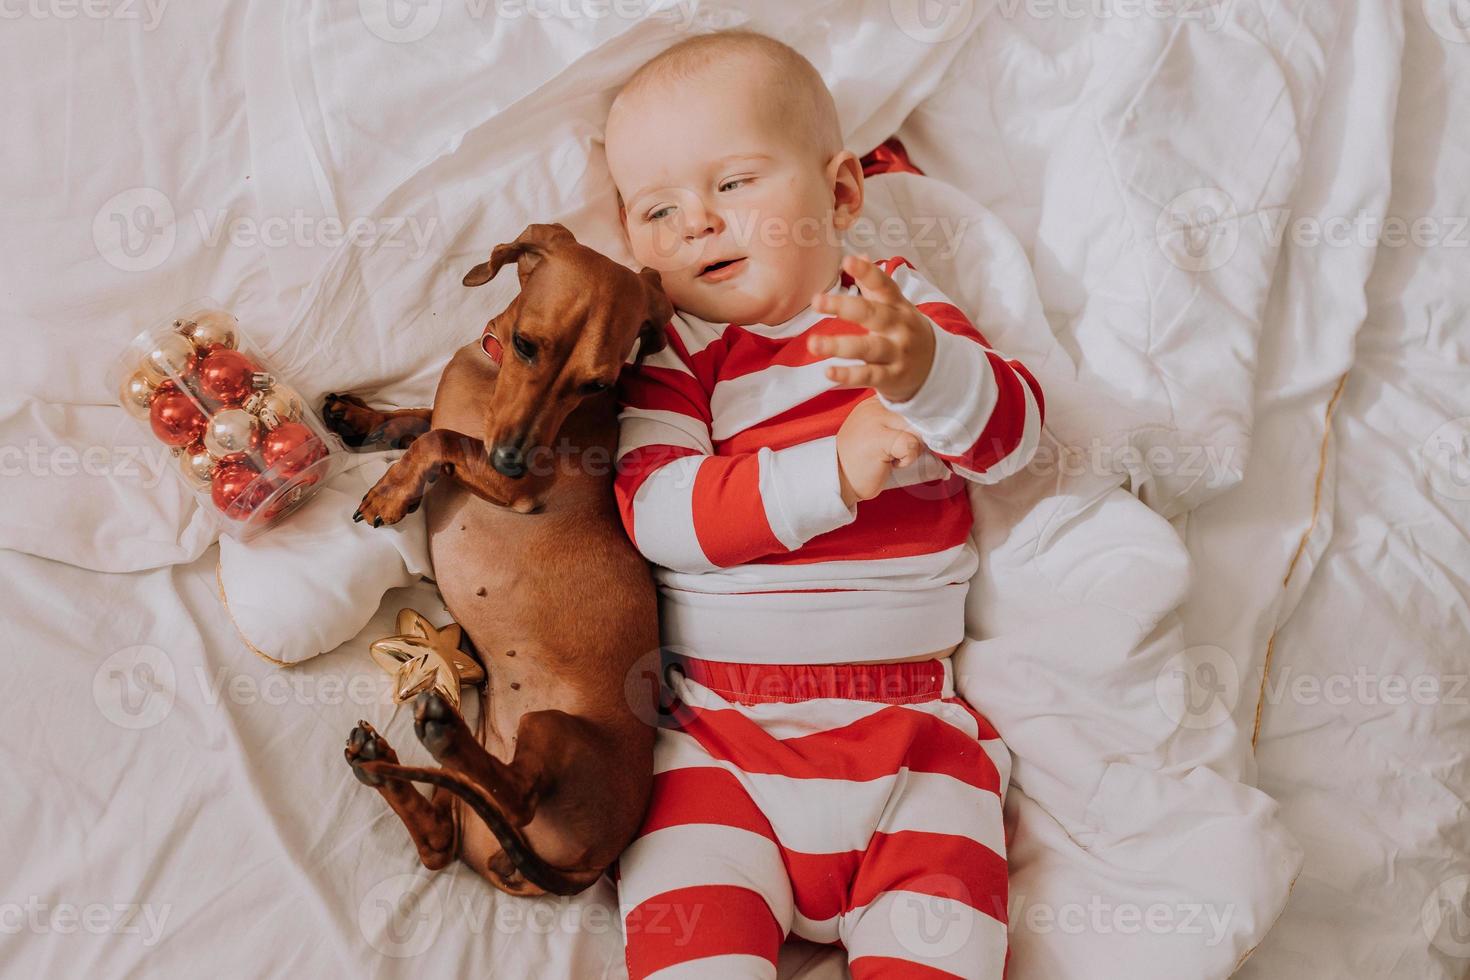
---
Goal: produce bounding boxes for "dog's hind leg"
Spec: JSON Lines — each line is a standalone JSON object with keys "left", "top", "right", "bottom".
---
{"left": 321, "top": 393, "right": 432, "bottom": 449}
{"left": 344, "top": 721, "right": 456, "bottom": 870}
{"left": 351, "top": 756, "right": 602, "bottom": 896}
{"left": 410, "top": 691, "right": 552, "bottom": 825}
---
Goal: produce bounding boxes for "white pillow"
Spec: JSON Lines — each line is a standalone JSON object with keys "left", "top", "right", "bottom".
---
{"left": 216, "top": 456, "right": 431, "bottom": 664}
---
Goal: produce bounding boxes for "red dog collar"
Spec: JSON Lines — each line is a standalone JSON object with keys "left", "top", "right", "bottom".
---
{"left": 480, "top": 328, "right": 503, "bottom": 365}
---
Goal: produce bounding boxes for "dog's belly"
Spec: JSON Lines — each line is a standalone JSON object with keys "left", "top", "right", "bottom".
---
{"left": 429, "top": 479, "right": 659, "bottom": 882}
{"left": 426, "top": 475, "right": 659, "bottom": 751}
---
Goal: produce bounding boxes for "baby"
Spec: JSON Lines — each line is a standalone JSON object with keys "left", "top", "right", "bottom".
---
{"left": 604, "top": 30, "right": 1043, "bottom": 980}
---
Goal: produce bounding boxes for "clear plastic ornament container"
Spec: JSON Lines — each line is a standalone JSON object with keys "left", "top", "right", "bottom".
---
{"left": 111, "top": 299, "right": 347, "bottom": 541}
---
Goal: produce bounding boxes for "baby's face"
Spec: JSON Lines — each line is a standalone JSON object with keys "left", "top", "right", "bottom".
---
{"left": 607, "top": 74, "right": 853, "bottom": 326}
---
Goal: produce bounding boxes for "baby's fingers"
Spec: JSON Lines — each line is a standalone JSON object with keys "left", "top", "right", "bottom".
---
{"left": 843, "top": 254, "right": 905, "bottom": 305}
{"left": 808, "top": 332, "right": 895, "bottom": 364}
{"left": 825, "top": 362, "right": 891, "bottom": 389}
{"left": 887, "top": 430, "right": 924, "bottom": 469}
{"left": 812, "top": 291, "right": 899, "bottom": 332}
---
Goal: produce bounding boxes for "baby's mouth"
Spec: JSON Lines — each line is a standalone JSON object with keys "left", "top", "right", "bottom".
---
{"left": 697, "top": 257, "right": 746, "bottom": 281}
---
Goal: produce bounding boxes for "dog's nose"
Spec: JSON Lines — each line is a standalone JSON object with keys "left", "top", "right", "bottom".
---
{"left": 491, "top": 443, "right": 526, "bottom": 478}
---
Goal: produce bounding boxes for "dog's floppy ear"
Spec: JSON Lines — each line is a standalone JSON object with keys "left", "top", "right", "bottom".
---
{"left": 634, "top": 267, "right": 673, "bottom": 364}
{"left": 462, "top": 223, "right": 577, "bottom": 288}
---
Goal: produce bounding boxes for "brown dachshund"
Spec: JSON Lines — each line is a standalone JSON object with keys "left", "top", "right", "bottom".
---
{"left": 321, "top": 223, "right": 671, "bottom": 896}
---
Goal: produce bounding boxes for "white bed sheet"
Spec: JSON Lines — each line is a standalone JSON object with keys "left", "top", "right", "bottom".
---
{"left": 900, "top": 3, "right": 1470, "bottom": 977}
{"left": 1240, "top": 3, "right": 1470, "bottom": 976}
{"left": 2, "top": 1, "right": 1464, "bottom": 978}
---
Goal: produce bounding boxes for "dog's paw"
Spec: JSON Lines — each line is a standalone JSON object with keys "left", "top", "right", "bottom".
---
{"left": 353, "top": 465, "right": 423, "bottom": 528}
{"left": 345, "top": 720, "right": 398, "bottom": 787}
{"left": 412, "top": 690, "right": 460, "bottom": 759}
{"left": 321, "top": 392, "right": 383, "bottom": 449}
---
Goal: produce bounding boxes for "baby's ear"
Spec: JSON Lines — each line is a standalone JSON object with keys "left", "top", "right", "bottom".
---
{"left": 828, "top": 150, "right": 864, "bottom": 231}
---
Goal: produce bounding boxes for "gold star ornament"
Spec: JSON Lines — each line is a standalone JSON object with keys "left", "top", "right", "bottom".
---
{"left": 369, "top": 608, "right": 485, "bottom": 710}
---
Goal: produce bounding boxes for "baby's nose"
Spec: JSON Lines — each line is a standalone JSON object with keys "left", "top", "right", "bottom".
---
{"left": 682, "top": 203, "right": 725, "bottom": 239}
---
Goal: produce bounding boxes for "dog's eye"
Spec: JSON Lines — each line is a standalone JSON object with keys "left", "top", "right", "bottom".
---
{"left": 578, "top": 380, "right": 611, "bottom": 396}
{"left": 511, "top": 331, "right": 537, "bottom": 362}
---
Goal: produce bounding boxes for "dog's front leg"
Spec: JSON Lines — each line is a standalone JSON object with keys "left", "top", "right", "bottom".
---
{"left": 353, "top": 431, "right": 448, "bottom": 527}
{"left": 354, "top": 427, "right": 509, "bottom": 526}
{"left": 321, "top": 393, "right": 432, "bottom": 449}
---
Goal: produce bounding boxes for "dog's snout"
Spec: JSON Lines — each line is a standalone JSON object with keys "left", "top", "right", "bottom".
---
{"left": 491, "top": 443, "right": 526, "bottom": 478}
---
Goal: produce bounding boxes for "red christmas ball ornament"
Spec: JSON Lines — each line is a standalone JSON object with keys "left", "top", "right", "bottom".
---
{"left": 261, "top": 479, "right": 314, "bottom": 520}
{"left": 197, "top": 349, "right": 261, "bottom": 407}
{"left": 261, "top": 421, "right": 328, "bottom": 478}
{"left": 211, "top": 460, "right": 275, "bottom": 520}
{"left": 148, "top": 388, "right": 208, "bottom": 447}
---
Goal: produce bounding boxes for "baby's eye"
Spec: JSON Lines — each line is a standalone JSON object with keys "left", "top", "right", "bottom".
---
{"left": 718, "top": 177, "right": 751, "bottom": 192}
{"left": 646, "top": 205, "right": 675, "bottom": 221}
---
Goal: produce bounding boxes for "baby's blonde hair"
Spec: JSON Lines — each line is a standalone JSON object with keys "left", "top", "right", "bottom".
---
{"left": 611, "top": 29, "right": 844, "bottom": 164}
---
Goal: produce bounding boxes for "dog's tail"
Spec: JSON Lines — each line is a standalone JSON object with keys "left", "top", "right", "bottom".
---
{"left": 358, "top": 760, "right": 603, "bottom": 895}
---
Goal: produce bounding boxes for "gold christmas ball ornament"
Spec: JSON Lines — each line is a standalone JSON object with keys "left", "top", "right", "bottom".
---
{"left": 139, "top": 332, "right": 199, "bottom": 387}
{"left": 119, "top": 370, "right": 157, "bottom": 420}
{"left": 176, "top": 309, "right": 238, "bottom": 352}
{"left": 244, "top": 386, "right": 304, "bottom": 427}
{"left": 203, "top": 407, "right": 261, "bottom": 459}
{"left": 177, "top": 442, "right": 218, "bottom": 489}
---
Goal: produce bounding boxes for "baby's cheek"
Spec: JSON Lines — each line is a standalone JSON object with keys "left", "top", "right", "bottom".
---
{"left": 641, "top": 229, "right": 704, "bottom": 276}
{"left": 624, "top": 226, "right": 661, "bottom": 269}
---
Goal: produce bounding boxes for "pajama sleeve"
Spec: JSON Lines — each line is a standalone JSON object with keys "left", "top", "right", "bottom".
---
{"left": 614, "top": 330, "right": 858, "bottom": 572}
{"left": 874, "top": 258, "right": 1046, "bottom": 485}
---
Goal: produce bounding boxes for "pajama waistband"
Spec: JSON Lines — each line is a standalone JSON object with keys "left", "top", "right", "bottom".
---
{"left": 664, "top": 652, "right": 954, "bottom": 706}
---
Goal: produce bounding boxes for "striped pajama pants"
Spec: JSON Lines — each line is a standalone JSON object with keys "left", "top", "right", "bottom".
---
{"left": 614, "top": 654, "right": 1011, "bottom": 979}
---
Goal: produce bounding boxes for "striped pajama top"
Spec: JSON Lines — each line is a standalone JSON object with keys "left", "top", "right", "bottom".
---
{"left": 613, "top": 256, "right": 1045, "bottom": 664}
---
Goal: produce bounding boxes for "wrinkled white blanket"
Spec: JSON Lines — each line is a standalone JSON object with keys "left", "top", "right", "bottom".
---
{"left": 9, "top": 0, "right": 1420, "bottom": 975}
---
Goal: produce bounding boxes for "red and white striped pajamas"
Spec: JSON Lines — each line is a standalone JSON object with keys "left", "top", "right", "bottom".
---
{"left": 614, "top": 655, "right": 1011, "bottom": 979}
{"left": 612, "top": 256, "right": 1042, "bottom": 978}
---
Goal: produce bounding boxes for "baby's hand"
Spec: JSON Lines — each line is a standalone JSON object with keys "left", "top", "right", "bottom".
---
{"left": 836, "top": 396, "right": 924, "bottom": 507}
{"left": 807, "top": 254, "right": 937, "bottom": 403}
